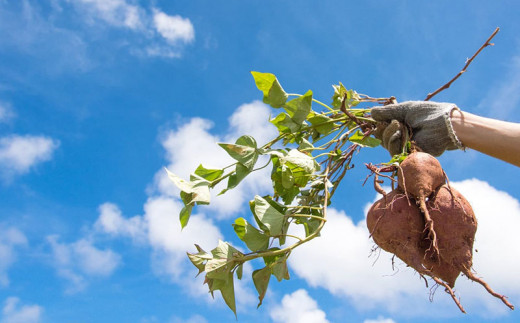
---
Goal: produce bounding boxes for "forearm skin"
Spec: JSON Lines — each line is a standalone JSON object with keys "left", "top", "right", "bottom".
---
{"left": 451, "top": 110, "right": 520, "bottom": 167}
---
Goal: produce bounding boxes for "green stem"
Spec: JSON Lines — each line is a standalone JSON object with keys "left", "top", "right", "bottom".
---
{"left": 287, "top": 93, "right": 334, "bottom": 112}
{"left": 210, "top": 170, "right": 234, "bottom": 187}
{"left": 287, "top": 206, "right": 323, "bottom": 210}
{"left": 271, "top": 234, "right": 303, "bottom": 242}
{"left": 287, "top": 213, "right": 327, "bottom": 221}
{"left": 313, "top": 152, "right": 336, "bottom": 159}
{"left": 236, "top": 165, "right": 331, "bottom": 263}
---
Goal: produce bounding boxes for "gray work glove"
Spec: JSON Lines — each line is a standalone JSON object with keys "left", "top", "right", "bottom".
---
{"left": 371, "top": 101, "right": 464, "bottom": 157}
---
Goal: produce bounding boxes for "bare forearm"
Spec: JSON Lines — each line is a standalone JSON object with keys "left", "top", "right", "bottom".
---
{"left": 451, "top": 110, "right": 520, "bottom": 167}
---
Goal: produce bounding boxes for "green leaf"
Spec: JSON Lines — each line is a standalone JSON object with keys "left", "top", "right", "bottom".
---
{"left": 236, "top": 263, "right": 243, "bottom": 280}
{"left": 210, "top": 240, "right": 242, "bottom": 261}
{"left": 331, "top": 83, "right": 348, "bottom": 109}
{"left": 270, "top": 112, "right": 301, "bottom": 134}
{"left": 165, "top": 168, "right": 194, "bottom": 193}
{"left": 308, "top": 113, "right": 335, "bottom": 136}
{"left": 166, "top": 169, "right": 211, "bottom": 227}
{"left": 186, "top": 245, "right": 212, "bottom": 276}
{"left": 332, "top": 83, "right": 360, "bottom": 109}
{"left": 166, "top": 170, "right": 211, "bottom": 205}
{"left": 272, "top": 255, "right": 290, "bottom": 282}
{"left": 252, "top": 267, "right": 271, "bottom": 308}
{"left": 281, "top": 164, "right": 295, "bottom": 189}
{"left": 194, "top": 164, "right": 224, "bottom": 181}
{"left": 219, "top": 163, "right": 251, "bottom": 195}
{"left": 349, "top": 130, "right": 381, "bottom": 148}
{"left": 253, "top": 195, "right": 285, "bottom": 236}
{"left": 186, "top": 256, "right": 204, "bottom": 276}
{"left": 298, "top": 138, "right": 314, "bottom": 151}
{"left": 280, "top": 149, "right": 319, "bottom": 188}
{"left": 210, "top": 272, "right": 237, "bottom": 317}
{"left": 251, "top": 71, "right": 288, "bottom": 108}
{"left": 295, "top": 216, "right": 321, "bottom": 237}
{"left": 281, "top": 149, "right": 318, "bottom": 174}
{"left": 179, "top": 204, "right": 193, "bottom": 229}
{"left": 270, "top": 156, "right": 300, "bottom": 204}
{"left": 188, "top": 175, "right": 212, "bottom": 205}
{"left": 283, "top": 90, "right": 312, "bottom": 125}
{"left": 232, "top": 217, "right": 269, "bottom": 252}
{"left": 218, "top": 135, "right": 258, "bottom": 170}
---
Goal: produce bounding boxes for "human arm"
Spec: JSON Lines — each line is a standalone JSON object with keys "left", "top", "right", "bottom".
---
{"left": 450, "top": 109, "right": 520, "bottom": 167}
{"left": 371, "top": 101, "right": 520, "bottom": 167}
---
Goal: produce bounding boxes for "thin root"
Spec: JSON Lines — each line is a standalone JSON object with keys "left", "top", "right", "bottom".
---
{"left": 432, "top": 277, "right": 466, "bottom": 313}
{"left": 418, "top": 197, "right": 440, "bottom": 258}
{"left": 463, "top": 269, "right": 515, "bottom": 310}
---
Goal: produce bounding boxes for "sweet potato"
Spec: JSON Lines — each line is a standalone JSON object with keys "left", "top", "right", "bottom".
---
{"left": 367, "top": 150, "right": 516, "bottom": 311}
{"left": 397, "top": 152, "right": 445, "bottom": 256}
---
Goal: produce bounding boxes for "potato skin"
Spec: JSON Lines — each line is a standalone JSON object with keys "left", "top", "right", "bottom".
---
{"left": 367, "top": 190, "right": 425, "bottom": 270}
{"left": 397, "top": 152, "right": 444, "bottom": 198}
{"left": 427, "top": 184, "right": 477, "bottom": 271}
{"left": 367, "top": 185, "right": 475, "bottom": 288}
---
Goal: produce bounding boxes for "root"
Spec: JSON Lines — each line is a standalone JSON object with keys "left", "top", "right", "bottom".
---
{"left": 397, "top": 165, "right": 411, "bottom": 206}
{"left": 418, "top": 196, "right": 440, "bottom": 258}
{"left": 432, "top": 276, "right": 466, "bottom": 313}
{"left": 442, "top": 170, "right": 451, "bottom": 190}
{"left": 409, "top": 261, "right": 465, "bottom": 313}
{"left": 462, "top": 269, "right": 515, "bottom": 310}
{"left": 374, "top": 173, "right": 387, "bottom": 201}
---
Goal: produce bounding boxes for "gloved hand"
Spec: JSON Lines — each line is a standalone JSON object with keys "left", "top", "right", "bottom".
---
{"left": 371, "top": 101, "right": 464, "bottom": 157}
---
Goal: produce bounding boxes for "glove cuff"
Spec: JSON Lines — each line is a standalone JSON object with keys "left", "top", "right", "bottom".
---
{"left": 443, "top": 105, "right": 465, "bottom": 151}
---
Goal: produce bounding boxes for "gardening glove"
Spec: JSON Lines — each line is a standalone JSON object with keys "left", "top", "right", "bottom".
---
{"left": 373, "top": 120, "right": 409, "bottom": 156}
{"left": 371, "top": 101, "right": 464, "bottom": 157}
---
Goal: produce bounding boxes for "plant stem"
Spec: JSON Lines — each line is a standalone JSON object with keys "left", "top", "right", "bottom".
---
{"left": 235, "top": 165, "right": 331, "bottom": 263}
{"left": 286, "top": 213, "right": 327, "bottom": 221}
{"left": 287, "top": 93, "right": 334, "bottom": 112}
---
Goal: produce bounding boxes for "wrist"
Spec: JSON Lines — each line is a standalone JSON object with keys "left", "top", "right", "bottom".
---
{"left": 445, "top": 106, "right": 465, "bottom": 150}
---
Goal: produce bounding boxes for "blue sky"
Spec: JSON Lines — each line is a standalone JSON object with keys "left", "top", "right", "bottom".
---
{"left": 1, "top": 1, "right": 520, "bottom": 322}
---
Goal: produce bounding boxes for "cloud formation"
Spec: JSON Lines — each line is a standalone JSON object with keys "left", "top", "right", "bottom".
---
{"left": 92, "top": 101, "right": 276, "bottom": 307}
{"left": 0, "top": 227, "right": 28, "bottom": 287}
{"left": 69, "top": 0, "right": 143, "bottom": 30}
{"left": 46, "top": 235, "right": 121, "bottom": 293}
{"left": 288, "top": 179, "right": 520, "bottom": 317}
{"left": 0, "top": 103, "right": 15, "bottom": 123}
{"left": 363, "top": 317, "right": 396, "bottom": 323}
{"left": 155, "top": 101, "right": 276, "bottom": 218}
{"left": 1, "top": 297, "right": 42, "bottom": 323}
{"left": 478, "top": 55, "right": 520, "bottom": 120}
{"left": 0, "top": 135, "right": 59, "bottom": 178}
{"left": 269, "top": 289, "right": 329, "bottom": 323}
{"left": 67, "top": 0, "right": 195, "bottom": 58}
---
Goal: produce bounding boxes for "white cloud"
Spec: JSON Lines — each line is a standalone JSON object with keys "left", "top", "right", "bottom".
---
{"left": 66, "top": 1, "right": 194, "bottom": 58}
{"left": 95, "top": 202, "right": 146, "bottom": 242}
{"left": 169, "top": 315, "right": 208, "bottom": 323}
{"left": 91, "top": 102, "right": 276, "bottom": 308}
{"left": 47, "top": 235, "right": 121, "bottom": 292}
{"left": 288, "top": 178, "right": 520, "bottom": 318}
{"left": 0, "top": 1, "right": 92, "bottom": 73}
{"left": 1, "top": 297, "right": 42, "bottom": 323}
{"left": 449, "top": 179, "right": 520, "bottom": 314}
{"left": 0, "top": 227, "right": 28, "bottom": 287}
{"left": 69, "top": 0, "right": 143, "bottom": 29}
{"left": 288, "top": 208, "right": 424, "bottom": 312}
{"left": 0, "top": 135, "right": 59, "bottom": 177}
{"left": 363, "top": 317, "right": 396, "bottom": 323}
{"left": 153, "top": 9, "right": 194, "bottom": 45}
{"left": 0, "top": 103, "right": 15, "bottom": 123}
{"left": 269, "top": 289, "right": 329, "bottom": 323}
{"left": 155, "top": 101, "right": 276, "bottom": 218}
{"left": 478, "top": 55, "right": 520, "bottom": 120}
